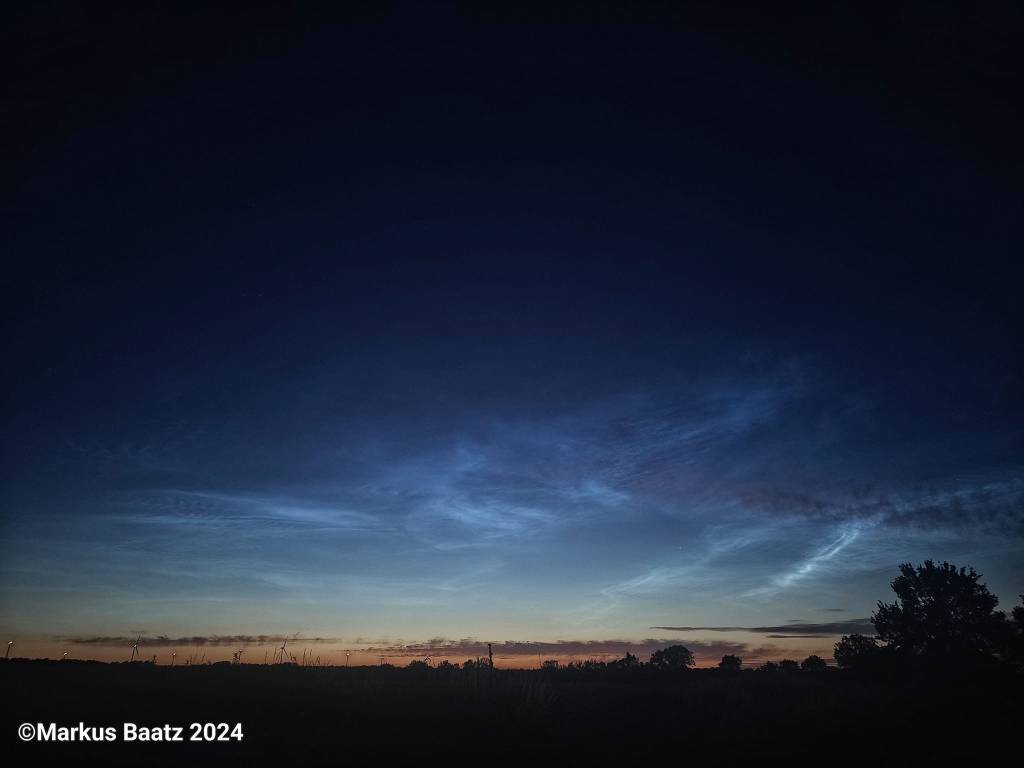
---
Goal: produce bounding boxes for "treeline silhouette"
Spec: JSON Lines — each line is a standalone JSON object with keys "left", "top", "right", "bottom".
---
{"left": 525, "top": 559, "right": 1024, "bottom": 675}
{"left": 10, "top": 560, "right": 1018, "bottom": 675}
{"left": 2, "top": 561, "right": 1021, "bottom": 762}
{"left": 834, "top": 560, "right": 1024, "bottom": 672}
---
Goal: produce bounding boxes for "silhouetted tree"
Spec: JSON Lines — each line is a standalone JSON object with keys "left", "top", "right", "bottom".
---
{"left": 778, "top": 659, "right": 800, "bottom": 673}
{"left": 800, "top": 654, "right": 827, "bottom": 671}
{"left": 872, "top": 560, "right": 1007, "bottom": 662}
{"left": 649, "top": 645, "right": 695, "bottom": 670}
{"left": 833, "top": 633, "right": 880, "bottom": 669}
{"left": 610, "top": 652, "right": 639, "bottom": 669}
{"left": 758, "top": 661, "right": 779, "bottom": 672}
{"left": 718, "top": 654, "right": 742, "bottom": 671}
{"left": 1007, "top": 594, "right": 1024, "bottom": 667}
{"left": 541, "top": 659, "right": 559, "bottom": 670}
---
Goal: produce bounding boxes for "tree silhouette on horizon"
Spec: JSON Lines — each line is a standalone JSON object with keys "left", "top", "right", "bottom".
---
{"left": 800, "top": 654, "right": 827, "bottom": 671}
{"left": 835, "top": 560, "right": 1021, "bottom": 669}
{"left": 718, "top": 654, "right": 742, "bottom": 671}
{"left": 872, "top": 560, "right": 1007, "bottom": 662}
{"left": 649, "top": 645, "right": 695, "bottom": 670}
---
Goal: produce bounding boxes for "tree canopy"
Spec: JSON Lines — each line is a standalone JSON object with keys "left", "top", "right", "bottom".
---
{"left": 649, "top": 645, "right": 695, "bottom": 670}
{"left": 718, "top": 654, "right": 742, "bottom": 671}
{"left": 872, "top": 560, "right": 1007, "bottom": 661}
{"left": 833, "top": 633, "right": 880, "bottom": 669}
{"left": 800, "top": 655, "right": 827, "bottom": 671}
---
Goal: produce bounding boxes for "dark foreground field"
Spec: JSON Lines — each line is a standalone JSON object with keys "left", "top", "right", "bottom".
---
{"left": 2, "top": 660, "right": 1021, "bottom": 764}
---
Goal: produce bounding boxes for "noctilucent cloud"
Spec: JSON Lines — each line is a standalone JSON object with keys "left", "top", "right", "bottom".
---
{"left": 3, "top": 6, "right": 1022, "bottom": 665}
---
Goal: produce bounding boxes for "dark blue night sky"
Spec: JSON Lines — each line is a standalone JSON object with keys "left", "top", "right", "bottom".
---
{"left": 3, "top": 4, "right": 1022, "bottom": 663}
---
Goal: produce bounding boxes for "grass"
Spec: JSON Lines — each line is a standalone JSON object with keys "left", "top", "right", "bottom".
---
{"left": 2, "top": 659, "right": 1020, "bottom": 762}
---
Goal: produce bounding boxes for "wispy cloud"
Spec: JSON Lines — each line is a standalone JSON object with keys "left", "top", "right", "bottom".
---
{"left": 112, "top": 489, "right": 392, "bottom": 534}
{"left": 742, "top": 476, "right": 1024, "bottom": 536}
{"left": 575, "top": 521, "right": 775, "bottom": 622}
{"left": 7, "top": 357, "right": 1022, "bottom": 646}
{"left": 745, "top": 524, "right": 866, "bottom": 597}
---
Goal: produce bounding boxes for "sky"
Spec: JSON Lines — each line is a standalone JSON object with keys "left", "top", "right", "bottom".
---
{"left": 3, "top": 3, "right": 1023, "bottom": 666}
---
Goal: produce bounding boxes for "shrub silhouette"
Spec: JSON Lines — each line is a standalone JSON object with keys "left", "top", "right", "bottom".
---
{"left": 872, "top": 560, "right": 1007, "bottom": 662}
{"left": 610, "top": 652, "right": 640, "bottom": 669}
{"left": 834, "top": 633, "right": 880, "bottom": 669}
{"left": 778, "top": 659, "right": 800, "bottom": 673}
{"left": 718, "top": 654, "right": 742, "bottom": 671}
{"left": 649, "top": 645, "right": 695, "bottom": 670}
{"left": 800, "top": 654, "right": 827, "bottom": 671}
{"left": 1008, "top": 594, "right": 1024, "bottom": 667}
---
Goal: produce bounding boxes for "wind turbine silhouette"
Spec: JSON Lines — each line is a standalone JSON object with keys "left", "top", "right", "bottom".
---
{"left": 129, "top": 636, "right": 140, "bottom": 663}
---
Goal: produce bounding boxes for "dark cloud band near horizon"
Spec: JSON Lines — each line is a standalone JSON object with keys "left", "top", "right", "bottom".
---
{"left": 64, "top": 635, "right": 341, "bottom": 647}
{"left": 651, "top": 620, "right": 874, "bottom": 636}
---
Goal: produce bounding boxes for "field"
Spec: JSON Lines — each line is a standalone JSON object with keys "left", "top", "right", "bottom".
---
{"left": 2, "top": 659, "right": 1020, "bottom": 763}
